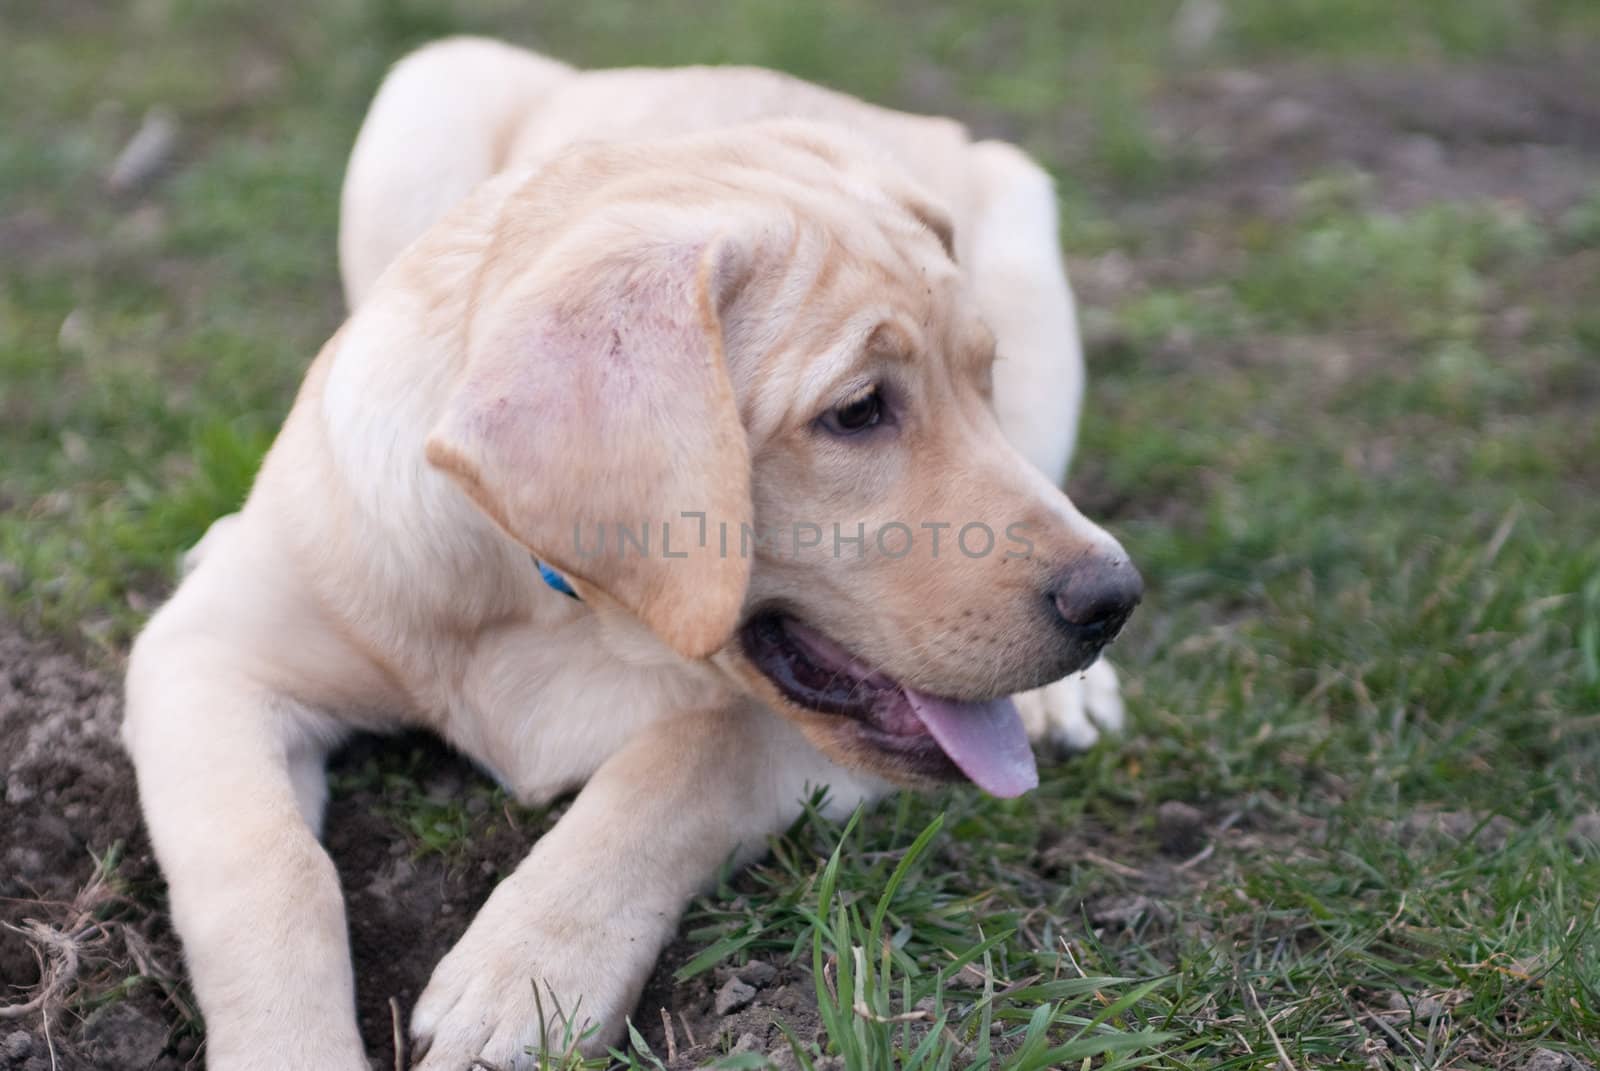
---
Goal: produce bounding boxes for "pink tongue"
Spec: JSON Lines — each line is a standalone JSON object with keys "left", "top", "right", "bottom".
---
{"left": 905, "top": 690, "right": 1038, "bottom": 798}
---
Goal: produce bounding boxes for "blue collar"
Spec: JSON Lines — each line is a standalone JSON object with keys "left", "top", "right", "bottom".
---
{"left": 535, "top": 558, "right": 579, "bottom": 600}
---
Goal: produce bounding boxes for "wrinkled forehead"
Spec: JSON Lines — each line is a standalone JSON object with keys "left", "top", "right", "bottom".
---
{"left": 615, "top": 123, "right": 994, "bottom": 423}
{"left": 812, "top": 207, "right": 989, "bottom": 352}
{"left": 727, "top": 213, "right": 993, "bottom": 435}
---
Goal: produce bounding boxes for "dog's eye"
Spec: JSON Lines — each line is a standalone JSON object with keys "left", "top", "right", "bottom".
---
{"left": 820, "top": 389, "right": 885, "bottom": 436}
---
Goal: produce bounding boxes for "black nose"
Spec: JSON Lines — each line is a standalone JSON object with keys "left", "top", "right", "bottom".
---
{"left": 1050, "top": 557, "right": 1143, "bottom": 645}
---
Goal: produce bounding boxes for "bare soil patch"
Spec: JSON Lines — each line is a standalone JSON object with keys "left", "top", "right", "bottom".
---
{"left": 1149, "top": 59, "right": 1600, "bottom": 220}
{"left": 0, "top": 625, "right": 832, "bottom": 1070}
{"left": 1, "top": 627, "right": 189, "bottom": 1070}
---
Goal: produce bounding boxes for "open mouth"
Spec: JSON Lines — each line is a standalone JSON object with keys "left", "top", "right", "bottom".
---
{"left": 740, "top": 613, "right": 1038, "bottom": 797}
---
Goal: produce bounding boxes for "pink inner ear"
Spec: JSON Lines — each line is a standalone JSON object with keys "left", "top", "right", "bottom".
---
{"left": 535, "top": 251, "right": 711, "bottom": 408}
{"left": 428, "top": 238, "right": 752, "bottom": 659}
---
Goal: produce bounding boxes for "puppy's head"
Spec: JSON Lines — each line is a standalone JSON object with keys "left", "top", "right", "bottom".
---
{"left": 427, "top": 122, "right": 1139, "bottom": 796}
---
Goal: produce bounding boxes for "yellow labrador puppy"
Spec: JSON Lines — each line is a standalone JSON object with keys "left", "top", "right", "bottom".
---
{"left": 123, "top": 37, "right": 1139, "bottom": 1070}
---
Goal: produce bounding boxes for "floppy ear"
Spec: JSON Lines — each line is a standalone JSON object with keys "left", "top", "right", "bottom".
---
{"left": 425, "top": 235, "right": 753, "bottom": 660}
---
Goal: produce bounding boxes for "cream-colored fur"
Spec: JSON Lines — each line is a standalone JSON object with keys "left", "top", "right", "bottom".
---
{"left": 124, "top": 38, "right": 1131, "bottom": 1070}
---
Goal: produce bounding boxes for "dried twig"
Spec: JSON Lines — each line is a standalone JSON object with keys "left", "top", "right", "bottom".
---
{"left": 389, "top": 996, "right": 406, "bottom": 1071}
{"left": 852, "top": 1003, "right": 932, "bottom": 1024}
{"left": 1174, "top": 842, "right": 1216, "bottom": 872}
{"left": 1246, "top": 982, "right": 1300, "bottom": 1071}
{"left": 660, "top": 1007, "right": 677, "bottom": 1063}
{"left": 0, "top": 920, "right": 84, "bottom": 1020}
{"left": 1080, "top": 851, "right": 1146, "bottom": 880}
{"left": 0, "top": 864, "right": 135, "bottom": 1022}
{"left": 1058, "top": 938, "right": 1110, "bottom": 1006}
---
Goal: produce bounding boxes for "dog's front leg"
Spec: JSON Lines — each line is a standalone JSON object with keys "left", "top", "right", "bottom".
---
{"left": 124, "top": 616, "right": 365, "bottom": 1071}
{"left": 411, "top": 701, "right": 877, "bottom": 1069}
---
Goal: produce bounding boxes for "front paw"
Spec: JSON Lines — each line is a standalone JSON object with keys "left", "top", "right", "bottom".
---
{"left": 410, "top": 893, "right": 647, "bottom": 1069}
{"left": 1017, "top": 657, "right": 1125, "bottom": 756}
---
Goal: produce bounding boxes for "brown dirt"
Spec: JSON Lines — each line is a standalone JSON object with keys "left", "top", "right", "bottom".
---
{"left": 1, "top": 627, "right": 191, "bottom": 1070}
{"left": 634, "top": 947, "right": 825, "bottom": 1069}
{"left": 1142, "top": 59, "right": 1600, "bottom": 223}
{"left": 324, "top": 736, "right": 536, "bottom": 1067}
{"left": 0, "top": 623, "right": 828, "bottom": 1070}
{"left": 1055, "top": 58, "right": 1600, "bottom": 320}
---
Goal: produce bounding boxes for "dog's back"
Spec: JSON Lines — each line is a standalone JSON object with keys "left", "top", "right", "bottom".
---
{"left": 340, "top": 37, "right": 974, "bottom": 307}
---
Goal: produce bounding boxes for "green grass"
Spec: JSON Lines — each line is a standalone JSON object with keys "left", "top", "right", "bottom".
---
{"left": 630, "top": 807, "right": 1172, "bottom": 1071}
{"left": 4, "top": 1, "right": 1598, "bottom": 1068}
